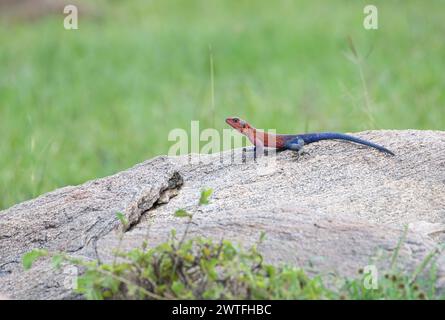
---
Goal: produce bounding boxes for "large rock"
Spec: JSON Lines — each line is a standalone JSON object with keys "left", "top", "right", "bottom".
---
{"left": 1, "top": 130, "right": 444, "bottom": 299}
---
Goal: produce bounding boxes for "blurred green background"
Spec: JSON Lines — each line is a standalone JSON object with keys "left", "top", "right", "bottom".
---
{"left": 0, "top": 0, "right": 444, "bottom": 209}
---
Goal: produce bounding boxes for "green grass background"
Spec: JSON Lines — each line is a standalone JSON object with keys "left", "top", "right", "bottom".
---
{"left": 1, "top": 0, "right": 444, "bottom": 210}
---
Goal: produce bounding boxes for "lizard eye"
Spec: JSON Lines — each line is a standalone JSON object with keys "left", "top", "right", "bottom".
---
{"left": 233, "top": 118, "right": 239, "bottom": 123}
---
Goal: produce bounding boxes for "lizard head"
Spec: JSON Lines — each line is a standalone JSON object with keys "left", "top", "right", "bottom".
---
{"left": 225, "top": 117, "right": 253, "bottom": 135}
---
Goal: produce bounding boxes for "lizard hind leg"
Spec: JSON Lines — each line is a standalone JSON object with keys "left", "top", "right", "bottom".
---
{"left": 284, "top": 137, "right": 305, "bottom": 156}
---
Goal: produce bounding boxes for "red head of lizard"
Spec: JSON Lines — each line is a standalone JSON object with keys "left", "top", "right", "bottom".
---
{"left": 225, "top": 117, "right": 253, "bottom": 134}
{"left": 226, "top": 117, "right": 257, "bottom": 145}
{"left": 226, "top": 117, "right": 283, "bottom": 149}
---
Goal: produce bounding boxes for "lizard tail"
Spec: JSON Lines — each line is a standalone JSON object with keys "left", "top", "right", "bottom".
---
{"left": 300, "top": 132, "right": 395, "bottom": 156}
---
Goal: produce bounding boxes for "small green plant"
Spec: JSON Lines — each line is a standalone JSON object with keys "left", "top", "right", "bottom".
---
{"left": 23, "top": 189, "right": 444, "bottom": 300}
{"left": 22, "top": 249, "right": 49, "bottom": 270}
{"left": 75, "top": 234, "right": 333, "bottom": 299}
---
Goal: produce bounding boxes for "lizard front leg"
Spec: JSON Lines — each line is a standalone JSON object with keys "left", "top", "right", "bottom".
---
{"left": 241, "top": 144, "right": 265, "bottom": 160}
{"left": 253, "top": 141, "right": 265, "bottom": 160}
{"left": 284, "top": 137, "right": 305, "bottom": 156}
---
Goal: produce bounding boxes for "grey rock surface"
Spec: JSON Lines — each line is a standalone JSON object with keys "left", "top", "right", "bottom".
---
{"left": 1, "top": 130, "right": 445, "bottom": 299}
{"left": 0, "top": 156, "right": 182, "bottom": 299}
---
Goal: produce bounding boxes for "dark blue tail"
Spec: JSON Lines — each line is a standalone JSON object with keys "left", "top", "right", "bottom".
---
{"left": 300, "top": 132, "right": 395, "bottom": 155}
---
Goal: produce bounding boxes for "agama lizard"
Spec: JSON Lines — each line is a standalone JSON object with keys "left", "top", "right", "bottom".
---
{"left": 226, "top": 117, "right": 395, "bottom": 156}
